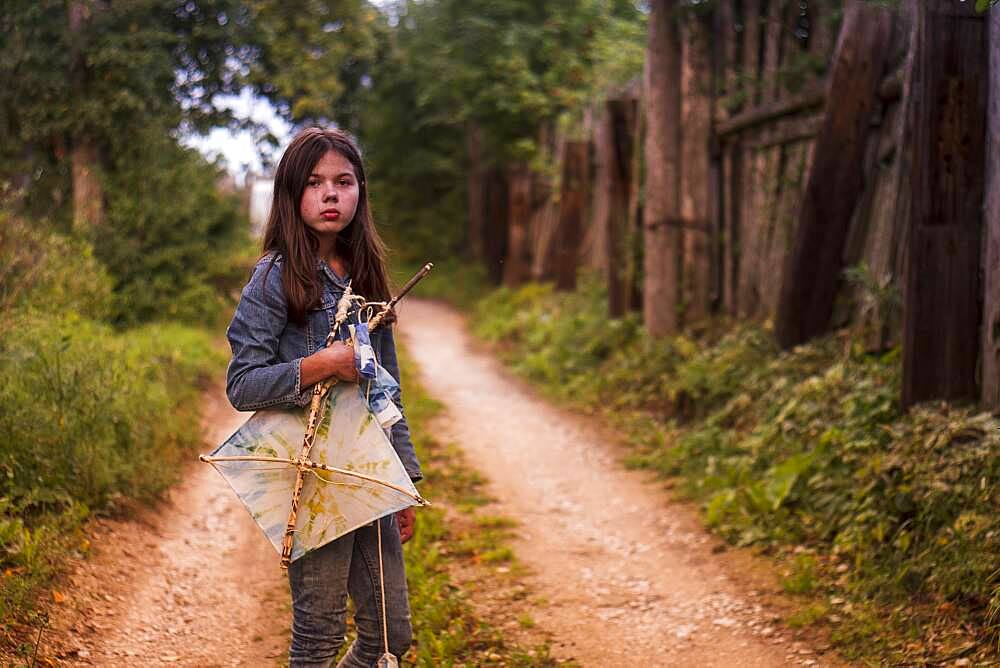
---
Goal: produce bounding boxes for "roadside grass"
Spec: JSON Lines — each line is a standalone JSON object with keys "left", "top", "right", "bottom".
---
{"left": 0, "top": 314, "right": 224, "bottom": 660}
{"left": 392, "top": 258, "right": 491, "bottom": 312}
{"left": 397, "top": 344, "right": 567, "bottom": 666}
{"left": 462, "top": 278, "right": 1000, "bottom": 665}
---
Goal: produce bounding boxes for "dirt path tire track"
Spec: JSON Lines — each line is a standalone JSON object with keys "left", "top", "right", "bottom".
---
{"left": 397, "top": 299, "right": 835, "bottom": 667}
{"left": 41, "top": 392, "right": 289, "bottom": 667}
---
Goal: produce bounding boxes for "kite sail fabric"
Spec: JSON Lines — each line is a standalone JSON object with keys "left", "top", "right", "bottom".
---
{"left": 204, "top": 381, "right": 423, "bottom": 562}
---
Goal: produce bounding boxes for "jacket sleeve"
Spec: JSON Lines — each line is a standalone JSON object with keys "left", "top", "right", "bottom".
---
{"left": 373, "top": 326, "right": 423, "bottom": 483}
{"left": 225, "top": 261, "right": 304, "bottom": 411}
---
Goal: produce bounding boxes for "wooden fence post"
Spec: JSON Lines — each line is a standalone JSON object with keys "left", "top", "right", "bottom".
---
{"left": 774, "top": 1, "right": 893, "bottom": 348}
{"left": 984, "top": 5, "right": 1000, "bottom": 409}
{"left": 598, "top": 97, "right": 640, "bottom": 318}
{"left": 643, "top": 0, "right": 683, "bottom": 336}
{"left": 503, "top": 166, "right": 533, "bottom": 287}
{"left": 901, "top": 0, "right": 988, "bottom": 407}
{"left": 680, "top": 12, "right": 713, "bottom": 324}
{"left": 552, "top": 140, "right": 590, "bottom": 291}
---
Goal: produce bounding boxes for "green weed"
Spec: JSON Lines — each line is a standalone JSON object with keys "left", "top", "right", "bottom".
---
{"left": 0, "top": 312, "right": 222, "bottom": 633}
{"left": 467, "top": 281, "right": 1000, "bottom": 664}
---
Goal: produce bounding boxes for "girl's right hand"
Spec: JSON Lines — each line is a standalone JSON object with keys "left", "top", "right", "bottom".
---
{"left": 300, "top": 341, "right": 359, "bottom": 386}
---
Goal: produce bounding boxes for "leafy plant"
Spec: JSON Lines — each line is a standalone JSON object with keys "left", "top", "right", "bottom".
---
{"left": 467, "top": 280, "right": 1000, "bottom": 663}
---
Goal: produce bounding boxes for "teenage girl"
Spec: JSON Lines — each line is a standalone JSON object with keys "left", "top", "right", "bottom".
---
{"left": 225, "top": 127, "right": 421, "bottom": 667}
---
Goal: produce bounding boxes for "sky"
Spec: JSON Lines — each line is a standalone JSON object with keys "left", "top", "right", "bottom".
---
{"left": 182, "top": 87, "right": 291, "bottom": 184}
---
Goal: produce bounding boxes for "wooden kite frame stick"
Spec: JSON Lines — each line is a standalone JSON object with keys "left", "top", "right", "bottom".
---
{"left": 199, "top": 454, "right": 429, "bottom": 505}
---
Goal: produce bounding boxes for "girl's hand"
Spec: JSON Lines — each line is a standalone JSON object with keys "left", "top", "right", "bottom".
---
{"left": 300, "top": 341, "right": 359, "bottom": 386}
{"left": 396, "top": 507, "right": 416, "bottom": 544}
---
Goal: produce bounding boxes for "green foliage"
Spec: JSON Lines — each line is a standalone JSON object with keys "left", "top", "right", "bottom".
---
{"left": 0, "top": 312, "right": 222, "bottom": 623}
{"left": 469, "top": 282, "right": 1000, "bottom": 663}
{"left": 352, "top": 1, "right": 646, "bottom": 267}
{"left": 392, "top": 258, "right": 491, "bottom": 311}
{"left": 245, "top": 0, "right": 384, "bottom": 129}
{"left": 0, "top": 313, "right": 222, "bottom": 513}
{"left": 2, "top": 2, "right": 256, "bottom": 327}
{"left": 0, "top": 0, "right": 249, "bottom": 187}
{"left": 99, "top": 133, "right": 253, "bottom": 326}
{"left": 0, "top": 213, "right": 114, "bottom": 323}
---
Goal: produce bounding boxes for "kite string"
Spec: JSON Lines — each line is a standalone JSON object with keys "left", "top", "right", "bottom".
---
{"left": 377, "top": 518, "right": 390, "bottom": 660}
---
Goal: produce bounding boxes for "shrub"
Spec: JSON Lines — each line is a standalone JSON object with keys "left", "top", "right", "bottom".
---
{"left": 0, "top": 312, "right": 222, "bottom": 621}
{"left": 0, "top": 213, "right": 114, "bottom": 324}
{"left": 469, "top": 280, "right": 1000, "bottom": 661}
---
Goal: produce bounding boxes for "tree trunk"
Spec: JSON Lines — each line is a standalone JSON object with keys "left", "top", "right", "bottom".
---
{"left": 984, "top": 6, "right": 1000, "bottom": 409}
{"left": 552, "top": 141, "right": 590, "bottom": 291}
{"left": 69, "top": 0, "right": 104, "bottom": 233}
{"left": 483, "top": 168, "right": 508, "bottom": 284}
{"left": 643, "top": 0, "right": 683, "bottom": 336}
{"left": 465, "top": 122, "right": 486, "bottom": 260}
{"left": 503, "top": 166, "right": 533, "bottom": 287}
{"left": 901, "top": 0, "right": 988, "bottom": 407}
{"left": 774, "top": 1, "right": 893, "bottom": 348}
{"left": 530, "top": 125, "right": 561, "bottom": 282}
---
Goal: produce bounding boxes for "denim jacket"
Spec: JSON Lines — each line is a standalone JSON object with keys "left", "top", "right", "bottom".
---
{"left": 225, "top": 255, "right": 422, "bottom": 482}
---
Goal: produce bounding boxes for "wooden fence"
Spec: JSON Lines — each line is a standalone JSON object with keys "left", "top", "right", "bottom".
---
{"left": 470, "top": 0, "right": 994, "bottom": 408}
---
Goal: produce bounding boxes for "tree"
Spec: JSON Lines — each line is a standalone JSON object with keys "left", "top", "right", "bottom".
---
{"left": 0, "top": 1, "right": 254, "bottom": 323}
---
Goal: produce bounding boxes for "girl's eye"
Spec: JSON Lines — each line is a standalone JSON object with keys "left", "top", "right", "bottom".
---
{"left": 339, "top": 179, "right": 351, "bottom": 186}
{"left": 308, "top": 179, "right": 320, "bottom": 187}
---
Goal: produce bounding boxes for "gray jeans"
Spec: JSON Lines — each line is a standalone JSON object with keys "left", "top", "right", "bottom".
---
{"left": 288, "top": 514, "right": 413, "bottom": 667}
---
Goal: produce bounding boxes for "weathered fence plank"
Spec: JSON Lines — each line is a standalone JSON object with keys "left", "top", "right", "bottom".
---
{"left": 775, "top": 1, "right": 893, "bottom": 348}
{"left": 851, "top": 2, "right": 918, "bottom": 351}
{"left": 902, "top": 0, "right": 988, "bottom": 407}
{"left": 643, "top": 0, "right": 683, "bottom": 335}
{"left": 680, "top": 14, "right": 713, "bottom": 323}
{"left": 502, "top": 167, "right": 533, "bottom": 287}
{"left": 737, "top": 0, "right": 764, "bottom": 319}
{"left": 551, "top": 141, "right": 590, "bottom": 291}
{"left": 717, "top": 0, "right": 742, "bottom": 316}
{"left": 600, "top": 97, "right": 640, "bottom": 317}
{"left": 983, "top": 7, "right": 1000, "bottom": 409}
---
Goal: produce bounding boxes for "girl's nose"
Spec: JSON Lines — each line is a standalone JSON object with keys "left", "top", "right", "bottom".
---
{"left": 324, "top": 187, "right": 338, "bottom": 202}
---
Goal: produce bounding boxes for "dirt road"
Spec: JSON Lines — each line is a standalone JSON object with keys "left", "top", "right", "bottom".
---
{"left": 397, "top": 299, "right": 832, "bottom": 667}
{"left": 37, "top": 299, "right": 835, "bottom": 667}
{"left": 42, "top": 393, "right": 290, "bottom": 666}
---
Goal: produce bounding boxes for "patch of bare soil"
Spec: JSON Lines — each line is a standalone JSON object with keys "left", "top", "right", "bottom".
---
{"left": 34, "top": 391, "right": 289, "bottom": 667}
{"left": 397, "top": 299, "right": 843, "bottom": 668}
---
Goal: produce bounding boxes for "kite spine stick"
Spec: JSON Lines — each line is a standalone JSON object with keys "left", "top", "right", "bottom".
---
{"left": 280, "top": 285, "right": 358, "bottom": 569}
{"left": 368, "top": 262, "right": 433, "bottom": 331}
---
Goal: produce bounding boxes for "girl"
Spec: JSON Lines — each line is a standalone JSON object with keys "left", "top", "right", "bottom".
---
{"left": 225, "top": 127, "right": 421, "bottom": 667}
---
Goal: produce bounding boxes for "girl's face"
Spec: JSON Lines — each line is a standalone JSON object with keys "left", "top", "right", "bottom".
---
{"left": 299, "top": 150, "right": 360, "bottom": 240}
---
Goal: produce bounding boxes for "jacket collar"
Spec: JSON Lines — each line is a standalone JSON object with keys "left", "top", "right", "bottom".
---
{"left": 316, "top": 258, "right": 350, "bottom": 288}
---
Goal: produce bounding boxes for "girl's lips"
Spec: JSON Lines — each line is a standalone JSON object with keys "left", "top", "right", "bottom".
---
{"left": 321, "top": 211, "right": 340, "bottom": 220}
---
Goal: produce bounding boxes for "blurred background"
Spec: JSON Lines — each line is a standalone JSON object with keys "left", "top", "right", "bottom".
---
{"left": 2, "top": 0, "right": 999, "bottom": 664}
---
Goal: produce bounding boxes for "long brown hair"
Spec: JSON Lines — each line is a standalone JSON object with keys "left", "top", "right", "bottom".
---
{"left": 261, "top": 127, "right": 393, "bottom": 324}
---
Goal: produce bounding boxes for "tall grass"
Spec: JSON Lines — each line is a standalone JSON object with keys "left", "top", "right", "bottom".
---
{"left": 0, "top": 313, "right": 223, "bottom": 625}
{"left": 471, "top": 279, "right": 1000, "bottom": 664}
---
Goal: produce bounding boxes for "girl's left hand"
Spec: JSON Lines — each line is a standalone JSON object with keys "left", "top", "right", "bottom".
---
{"left": 396, "top": 507, "right": 416, "bottom": 544}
